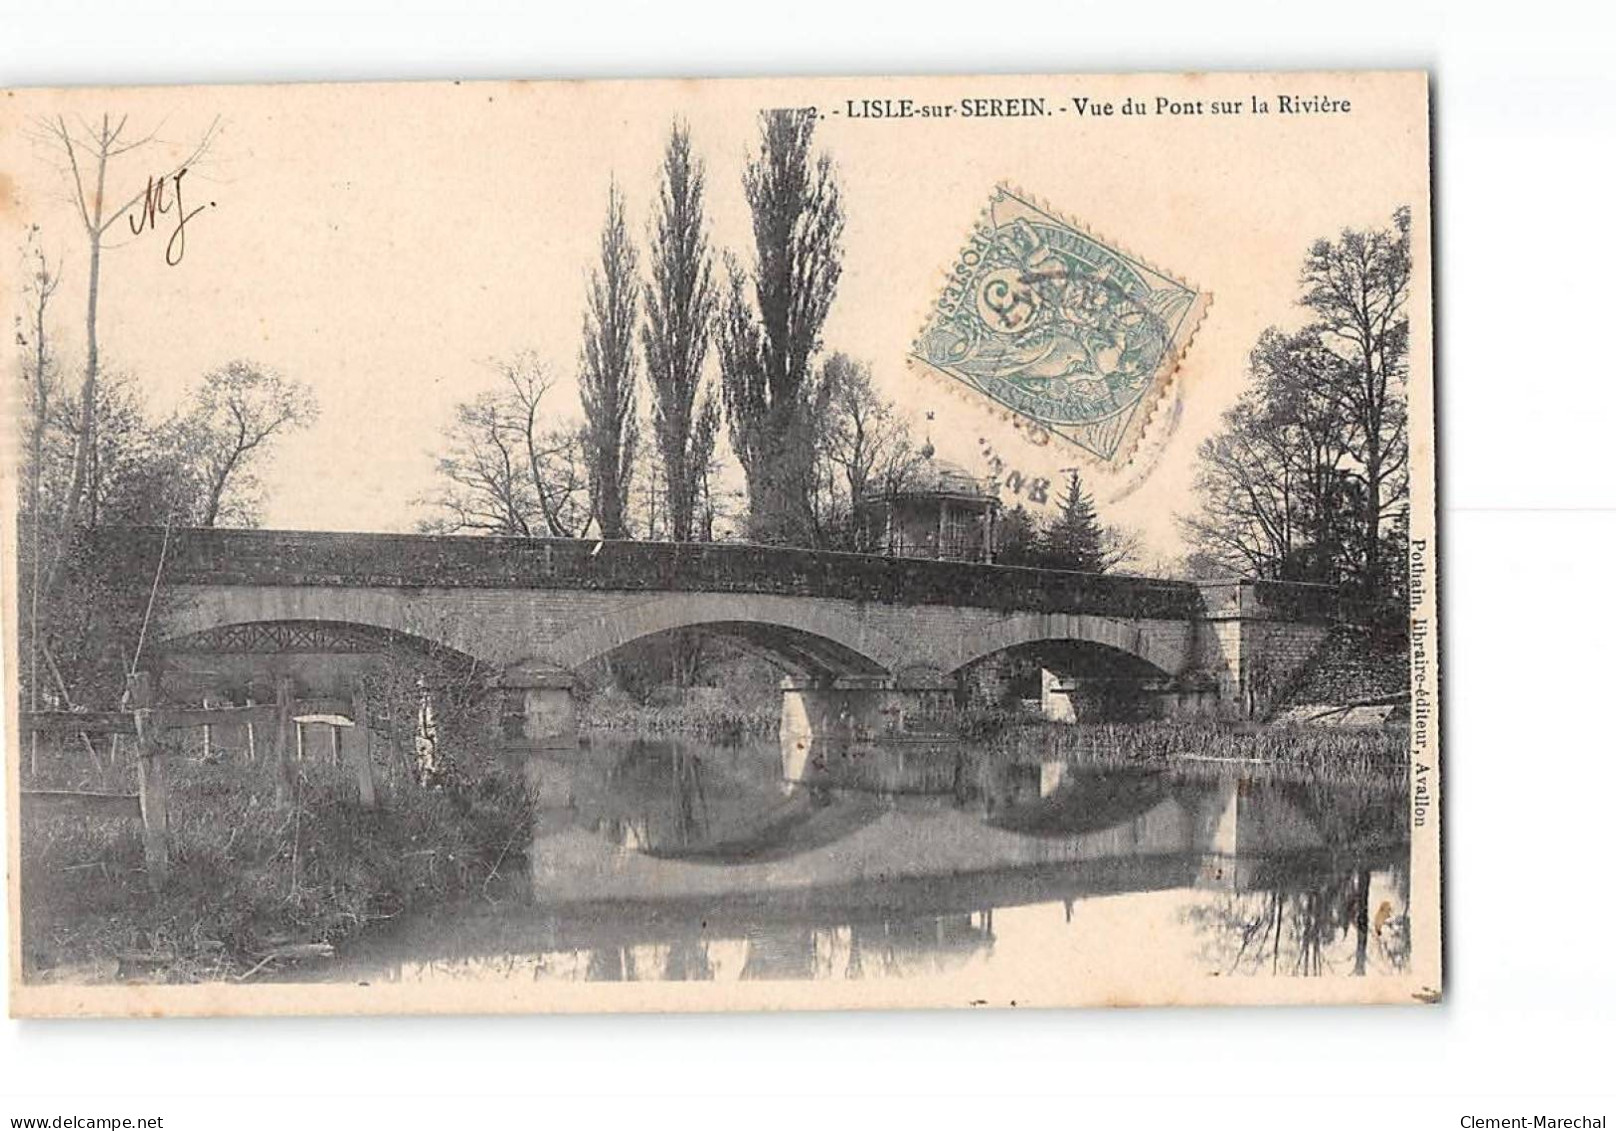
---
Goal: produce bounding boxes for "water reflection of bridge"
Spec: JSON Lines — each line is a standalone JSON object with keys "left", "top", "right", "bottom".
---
{"left": 529, "top": 741, "right": 1406, "bottom": 910}
{"left": 332, "top": 754, "right": 1407, "bottom": 987}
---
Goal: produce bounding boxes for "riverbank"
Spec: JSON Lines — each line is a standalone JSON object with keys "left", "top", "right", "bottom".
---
{"left": 969, "top": 716, "right": 1407, "bottom": 785}
{"left": 17, "top": 740, "right": 533, "bottom": 984}
{"left": 580, "top": 695, "right": 1407, "bottom": 785}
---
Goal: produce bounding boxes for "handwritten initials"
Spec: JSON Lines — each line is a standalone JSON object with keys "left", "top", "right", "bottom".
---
{"left": 128, "top": 166, "right": 207, "bottom": 266}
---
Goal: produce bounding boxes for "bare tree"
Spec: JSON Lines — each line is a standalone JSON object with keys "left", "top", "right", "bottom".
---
{"left": 643, "top": 122, "right": 721, "bottom": 543}
{"left": 425, "top": 392, "right": 532, "bottom": 535}
{"left": 719, "top": 109, "right": 844, "bottom": 546}
{"left": 580, "top": 181, "right": 641, "bottom": 540}
{"left": 501, "top": 354, "right": 591, "bottom": 538}
{"left": 18, "top": 229, "right": 62, "bottom": 530}
{"left": 19, "top": 370, "right": 211, "bottom": 712}
{"left": 1299, "top": 207, "right": 1411, "bottom": 592}
{"left": 420, "top": 352, "right": 590, "bottom": 538}
{"left": 33, "top": 113, "right": 220, "bottom": 571}
{"left": 17, "top": 230, "right": 61, "bottom": 759}
{"left": 1182, "top": 209, "right": 1410, "bottom": 601}
{"left": 1100, "top": 525, "right": 1147, "bottom": 575}
{"left": 174, "top": 360, "right": 318, "bottom": 526}
{"left": 815, "top": 352, "right": 918, "bottom": 549}
{"left": 77, "top": 373, "right": 193, "bottom": 525}
{"left": 17, "top": 264, "right": 202, "bottom": 715}
{"left": 1181, "top": 327, "right": 1358, "bottom": 581}
{"left": 1181, "top": 397, "right": 1303, "bottom": 579}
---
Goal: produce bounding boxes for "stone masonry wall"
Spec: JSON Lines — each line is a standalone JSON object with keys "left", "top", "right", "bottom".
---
{"left": 124, "top": 529, "right": 1338, "bottom": 709}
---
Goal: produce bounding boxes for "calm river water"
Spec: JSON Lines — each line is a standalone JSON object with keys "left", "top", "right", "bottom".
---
{"left": 323, "top": 733, "right": 1410, "bottom": 985}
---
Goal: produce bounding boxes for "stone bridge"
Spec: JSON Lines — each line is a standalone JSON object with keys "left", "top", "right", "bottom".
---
{"left": 101, "top": 528, "right": 1337, "bottom": 757}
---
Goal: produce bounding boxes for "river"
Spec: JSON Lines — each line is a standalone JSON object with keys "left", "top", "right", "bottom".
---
{"left": 320, "top": 732, "right": 1410, "bottom": 986}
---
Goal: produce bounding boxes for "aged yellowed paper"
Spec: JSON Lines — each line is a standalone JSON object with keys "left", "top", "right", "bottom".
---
{"left": 1, "top": 71, "right": 1439, "bottom": 1016}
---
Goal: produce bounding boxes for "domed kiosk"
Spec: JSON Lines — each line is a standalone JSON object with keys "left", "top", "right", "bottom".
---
{"left": 855, "top": 447, "right": 1001, "bottom": 563}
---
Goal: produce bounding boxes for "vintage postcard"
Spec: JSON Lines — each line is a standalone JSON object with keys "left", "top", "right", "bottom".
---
{"left": 1, "top": 71, "right": 1440, "bottom": 1017}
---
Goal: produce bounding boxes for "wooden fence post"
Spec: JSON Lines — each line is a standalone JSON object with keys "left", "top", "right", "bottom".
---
{"left": 201, "top": 695, "right": 213, "bottom": 761}
{"left": 127, "top": 672, "right": 169, "bottom": 889}
{"left": 245, "top": 696, "right": 257, "bottom": 762}
{"left": 348, "top": 696, "right": 378, "bottom": 809}
{"left": 274, "top": 676, "right": 295, "bottom": 806}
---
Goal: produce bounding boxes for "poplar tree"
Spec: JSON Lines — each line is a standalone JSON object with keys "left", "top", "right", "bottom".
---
{"left": 718, "top": 109, "right": 844, "bottom": 546}
{"left": 579, "top": 181, "right": 641, "bottom": 539}
{"left": 643, "top": 122, "right": 719, "bottom": 543}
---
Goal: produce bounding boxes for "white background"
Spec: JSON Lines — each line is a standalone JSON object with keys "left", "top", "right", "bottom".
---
{"left": 2, "top": 1, "right": 1613, "bottom": 1126}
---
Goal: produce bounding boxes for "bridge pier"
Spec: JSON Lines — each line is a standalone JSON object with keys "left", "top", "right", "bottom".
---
{"left": 500, "top": 662, "right": 580, "bottom": 816}
{"left": 499, "top": 662, "right": 578, "bottom": 753}
{"left": 779, "top": 676, "right": 959, "bottom": 785}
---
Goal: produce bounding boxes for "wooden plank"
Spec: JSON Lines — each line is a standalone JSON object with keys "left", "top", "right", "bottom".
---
{"left": 295, "top": 713, "right": 354, "bottom": 728}
{"left": 21, "top": 790, "right": 143, "bottom": 820}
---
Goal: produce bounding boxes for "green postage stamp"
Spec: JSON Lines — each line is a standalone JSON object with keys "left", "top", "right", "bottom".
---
{"left": 913, "top": 186, "right": 1209, "bottom": 465}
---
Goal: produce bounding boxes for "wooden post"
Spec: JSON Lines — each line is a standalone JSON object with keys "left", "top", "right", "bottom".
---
{"left": 348, "top": 696, "right": 377, "bottom": 809}
{"left": 273, "top": 676, "right": 295, "bottom": 806}
{"left": 245, "top": 696, "right": 256, "bottom": 762}
{"left": 201, "top": 695, "right": 213, "bottom": 760}
{"left": 127, "top": 672, "right": 169, "bottom": 889}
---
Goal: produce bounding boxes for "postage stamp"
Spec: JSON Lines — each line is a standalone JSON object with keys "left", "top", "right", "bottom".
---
{"left": 911, "top": 186, "right": 1209, "bottom": 467}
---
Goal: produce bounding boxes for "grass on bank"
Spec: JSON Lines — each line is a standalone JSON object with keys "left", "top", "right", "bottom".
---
{"left": 579, "top": 685, "right": 778, "bottom": 742}
{"left": 964, "top": 713, "right": 1409, "bottom": 785}
{"left": 18, "top": 730, "right": 533, "bottom": 984}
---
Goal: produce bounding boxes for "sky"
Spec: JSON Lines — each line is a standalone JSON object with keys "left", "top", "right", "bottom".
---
{"left": 1, "top": 74, "right": 1429, "bottom": 562}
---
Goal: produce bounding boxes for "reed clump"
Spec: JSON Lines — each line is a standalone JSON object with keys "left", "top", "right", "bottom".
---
{"left": 579, "top": 686, "right": 778, "bottom": 743}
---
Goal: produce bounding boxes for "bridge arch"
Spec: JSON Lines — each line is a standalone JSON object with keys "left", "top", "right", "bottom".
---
{"left": 152, "top": 618, "right": 491, "bottom": 706}
{"left": 944, "top": 612, "right": 1190, "bottom": 679}
{"left": 157, "top": 619, "right": 483, "bottom": 667}
{"left": 158, "top": 586, "right": 504, "bottom": 668}
{"left": 538, "top": 592, "right": 903, "bottom": 680}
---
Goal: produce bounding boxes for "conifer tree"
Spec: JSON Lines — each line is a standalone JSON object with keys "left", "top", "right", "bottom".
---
{"left": 1041, "top": 470, "right": 1106, "bottom": 573}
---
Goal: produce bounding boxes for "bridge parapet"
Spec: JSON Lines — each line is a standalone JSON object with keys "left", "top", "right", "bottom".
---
{"left": 96, "top": 527, "right": 1210, "bottom": 620}
{"left": 1194, "top": 578, "right": 1340, "bottom": 623}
